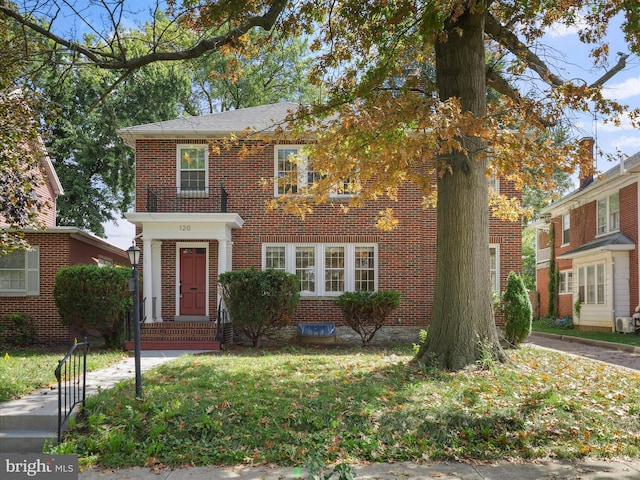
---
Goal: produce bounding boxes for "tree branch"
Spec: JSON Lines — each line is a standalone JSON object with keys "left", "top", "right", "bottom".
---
{"left": 484, "top": 12, "right": 564, "bottom": 87}
{"left": 0, "top": 0, "right": 288, "bottom": 69}
{"left": 589, "top": 52, "right": 629, "bottom": 88}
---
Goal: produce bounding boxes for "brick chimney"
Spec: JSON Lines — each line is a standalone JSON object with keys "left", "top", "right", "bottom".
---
{"left": 579, "top": 137, "right": 595, "bottom": 189}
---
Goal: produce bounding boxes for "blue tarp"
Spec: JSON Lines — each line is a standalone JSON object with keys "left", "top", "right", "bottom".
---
{"left": 297, "top": 322, "right": 335, "bottom": 337}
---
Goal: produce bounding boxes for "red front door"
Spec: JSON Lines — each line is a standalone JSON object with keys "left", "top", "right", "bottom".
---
{"left": 180, "top": 248, "right": 206, "bottom": 316}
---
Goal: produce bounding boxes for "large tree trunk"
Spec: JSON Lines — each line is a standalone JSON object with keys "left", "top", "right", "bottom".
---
{"left": 416, "top": 3, "right": 506, "bottom": 370}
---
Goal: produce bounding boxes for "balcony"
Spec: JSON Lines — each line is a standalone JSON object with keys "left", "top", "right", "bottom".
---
{"left": 537, "top": 247, "right": 550, "bottom": 264}
{"left": 145, "top": 185, "right": 228, "bottom": 213}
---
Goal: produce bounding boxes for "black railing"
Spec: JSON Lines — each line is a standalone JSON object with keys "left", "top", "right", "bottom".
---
{"left": 55, "top": 338, "right": 90, "bottom": 442}
{"left": 216, "top": 298, "right": 233, "bottom": 346}
{"left": 146, "top": 184, "right": 229, "bottom": 213}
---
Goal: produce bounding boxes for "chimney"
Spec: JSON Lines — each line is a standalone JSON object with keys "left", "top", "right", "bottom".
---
{"left": 579, "top": 137, "right": 595, "bottom": 189}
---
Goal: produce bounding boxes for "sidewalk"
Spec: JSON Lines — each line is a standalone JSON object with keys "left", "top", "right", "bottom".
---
{"left": 79, "top": 457, "right": 640, "bottom": 479}
{"left": 73, "top": 334, "right": 640, "bottom": 479}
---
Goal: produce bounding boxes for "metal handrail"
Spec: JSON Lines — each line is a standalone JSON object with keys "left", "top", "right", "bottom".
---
{"left": 55, "top": 338, "right": 90, "bottom": 442}
{"left": 145, "top": 185, "right": 229, "bottom": 213}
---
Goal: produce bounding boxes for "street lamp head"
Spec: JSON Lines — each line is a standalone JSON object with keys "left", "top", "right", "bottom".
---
{"left": 127, "top": 243, "right": 141, "bottom": 268}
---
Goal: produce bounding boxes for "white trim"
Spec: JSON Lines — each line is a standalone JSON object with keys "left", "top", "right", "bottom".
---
{"left": 559, "top": 269, "right": 573, "bottom": 295}
{"left": 262, "top": 243, "right": 378, "bottom": 297}
{"left": 0, "top": 247, "right": 40, "bottom": 296}
{"left": 177, "top": 144, "right": 209, "bottom": 194}
{"left": 561, "top": 213, "right": 570, "bottom": 246}
{"left": 490, "top": 244, "right": 500, "bottom": 293}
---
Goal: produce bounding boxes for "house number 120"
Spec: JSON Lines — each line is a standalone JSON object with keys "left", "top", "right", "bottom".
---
{"left": 179, "top": 225, "right": 191, "bottom": 231}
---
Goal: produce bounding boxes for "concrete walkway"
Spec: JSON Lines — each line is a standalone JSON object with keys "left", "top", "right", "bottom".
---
{"left": 4, "top": 336, "right": 640, "bottom": 479}
{"left": 0, "top": 351, "right": 192, "bottom": 453}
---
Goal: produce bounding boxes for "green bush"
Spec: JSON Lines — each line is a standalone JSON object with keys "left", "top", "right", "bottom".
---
{"left": 334, "top": 290, "right": 400, "bottom": 346}
{"left": 218, "top": 268, "right": 300, "bottom": 347}
{"left": 503, "top": 271, "right": 533, "bottom": 347}
{"left": 53, "top": 265, "right": 133, "bottom": 349}
{"left": 0, "top": 312, "right": 38, "bottom": 347}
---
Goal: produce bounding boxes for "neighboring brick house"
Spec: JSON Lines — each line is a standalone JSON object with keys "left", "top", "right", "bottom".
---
{"left": 118, "top": 102, "right": 522, "bottom": 349}
{"left": 534, "top": 138, "right": 640, "bottom": 332}
{"left": 0, "top": 147, "right": 129, "bottom": 344}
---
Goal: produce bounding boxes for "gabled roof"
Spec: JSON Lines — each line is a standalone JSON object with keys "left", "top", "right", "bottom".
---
{"left": 557, "top": 232, "right": 635, "bottom": 259}
{"left": 118, "top": 102, "right": 303, "bottom": 147}
{"left": 541, "top": 150, "right": 640, "bottom": 216}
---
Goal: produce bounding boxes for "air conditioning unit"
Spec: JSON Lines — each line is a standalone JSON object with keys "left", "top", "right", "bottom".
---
{"left": 615, "top": 317, "right": 635, "bottom": 334}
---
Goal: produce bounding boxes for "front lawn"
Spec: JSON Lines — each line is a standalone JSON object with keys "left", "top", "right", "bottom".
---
{"left": 532, "top": 318, "right": 640, "bottom": 347}
{"left": 50, "top": 345, "right": 640, "bottom": 469}
{"left": 0, "top": 347, "right": 126, "bottom": 402}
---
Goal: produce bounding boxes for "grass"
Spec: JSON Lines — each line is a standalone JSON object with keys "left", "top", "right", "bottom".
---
{"left": 0, "top": 346, "right": 127, "bottom": 402}
{"left": 532, "top": 318, "right": 640, "bottom": 347}
{"left": 48, "top": 344, "right": 640, "bottom": 469}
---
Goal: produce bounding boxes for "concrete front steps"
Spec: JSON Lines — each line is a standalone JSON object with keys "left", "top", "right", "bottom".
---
{"left": 125, "top": 321, "right": 221, "bottom": 351}
{"left": 0, "top": 390, "right": 67, "bottom": 453}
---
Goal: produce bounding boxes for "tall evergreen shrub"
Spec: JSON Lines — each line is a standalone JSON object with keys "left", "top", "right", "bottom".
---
{"left": 503, "top": 271, "right": 533, "bottom": 347}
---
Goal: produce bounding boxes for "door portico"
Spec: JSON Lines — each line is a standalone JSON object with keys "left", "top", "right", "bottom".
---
{"left": 125, "top": 212, "right": 244, "bottom": 323}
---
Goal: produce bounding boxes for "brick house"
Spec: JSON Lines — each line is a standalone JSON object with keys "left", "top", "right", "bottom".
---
{"left": 0, "top": 147, "right": 129, "bottom": 344}
{"left": 534, "top": 138, "right": 639, "bottom": 332}
{"left": 118, "top": 102, "right": 522, "bottom": 348}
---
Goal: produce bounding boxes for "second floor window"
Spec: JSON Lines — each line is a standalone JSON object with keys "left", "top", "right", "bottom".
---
{"left": 275, "top": 146, "right": 311, "bottom": 195}
{"left": 178, "top": 145, "right": 208, "bottom": 194}
{"left": 274, "top": 145, "right": 358, "bottom": 197}
{"left": 597, "top": 192, "right": 619, "bottom": 235}
{"left": 562, "top": 213, "right": 570, "bottom": 245}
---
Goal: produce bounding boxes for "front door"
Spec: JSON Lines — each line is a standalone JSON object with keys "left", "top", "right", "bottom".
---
{"left": 180, "top": 247, "right": 206, "bottom": 316}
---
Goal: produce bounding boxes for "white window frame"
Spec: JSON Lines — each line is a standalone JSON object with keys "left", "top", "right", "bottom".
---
{"left": 562, "top": 213, "right": 570, "bottom": 245}
{"left": 0, "top": 247, "right": 40, "bottom": 296}
{"left": 488, "top": 175, "right": 500, "bottom": 195}
{"left": 274, "top": 145, "right": 358, "bottom": 198}
{"left": 559, "top": 270, "right": 573, "bottom": 294}
{"left": 262, "top": 243, "right": 378, "bottom": 296}
{"left": 577, "top": 263, "right": 605, "bottom": 305}
{"left": 177, "top": 144, "right": 208, "bottom": 195}
{"left": 489, "top": 244, "right": 500, "bottom": 293}
{"left": 274, "top": 145, "right": 312, "bottom": 196}
{"left": 597, "top": 192, "right": 619, "bottom": 235}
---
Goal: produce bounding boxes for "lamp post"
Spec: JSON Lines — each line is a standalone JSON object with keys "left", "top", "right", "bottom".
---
{"left": 127, "top": 243, "right": 142, "bottom": 399}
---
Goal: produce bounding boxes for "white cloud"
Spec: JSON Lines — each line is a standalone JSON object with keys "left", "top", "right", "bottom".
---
{"left": 103, "top": 218, "right": 136, "bottom": 250}
{"left": 546, "top": 13, "right": 587, "bottom": 38}
{"left": 603, "top": 135, "right": 640, "bottom": 155}
{"left": 603, "top": 75, "right": 640, "bottom": 101}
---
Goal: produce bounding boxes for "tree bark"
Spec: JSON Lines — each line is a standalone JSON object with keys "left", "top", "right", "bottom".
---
{"left": 416, "top": 3, "right": 506, "bottom": 370}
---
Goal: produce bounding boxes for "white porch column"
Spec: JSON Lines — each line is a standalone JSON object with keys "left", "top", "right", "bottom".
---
{"left": 217, "top": 239, "right": 233, "bottom": 302}
{"left": 142, "top": 237, "right": 154, "bottom": 323}
{"left": 151, "top": 240, "right": 163, "bottom": 322}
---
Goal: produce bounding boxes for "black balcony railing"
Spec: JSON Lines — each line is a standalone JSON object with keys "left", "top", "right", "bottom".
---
{"left": 146, "top": 185, "right": 229, "bottom": 213}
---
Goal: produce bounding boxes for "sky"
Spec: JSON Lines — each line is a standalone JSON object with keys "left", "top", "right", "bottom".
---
{"left": 35, "top": 2, "right": 639, "bottom": 249}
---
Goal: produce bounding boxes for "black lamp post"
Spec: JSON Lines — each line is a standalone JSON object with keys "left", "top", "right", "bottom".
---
{"left": 127, "top": 243, "right": 142, "bottom": 399}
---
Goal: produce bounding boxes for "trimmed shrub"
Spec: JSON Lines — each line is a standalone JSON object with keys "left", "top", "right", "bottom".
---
{"left": 53, "top": 265, "right": 133, "bottom": 349}
{"left": 334, "top": 290, "right": 400, "bottom": 346}
{"left": 503, "top": 271, "right": 533, "bottom": 347}
{"left": 0, "top": 312, "right": 38, "bottom": 347}
{"left": 218, "top": 268, "right": 300, "bottom": 347}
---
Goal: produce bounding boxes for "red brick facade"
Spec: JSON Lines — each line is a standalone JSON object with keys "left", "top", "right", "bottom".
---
{"left": 133, "top": 138, "right": 522, "bottom": 328}
{"left": 0, "top": 231, "right": 129, "bottom": 344}
{"left": 535, "top": 158, "right": 640, "bottom": 330}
